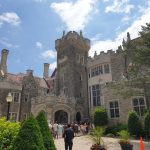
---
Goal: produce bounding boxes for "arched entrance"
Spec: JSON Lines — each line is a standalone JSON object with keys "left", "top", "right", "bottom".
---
{"left": 76, "top": 112, "right": 81, "bottom": 123}
{"left": 55, "top": 110, "right": 68, "bottom": 123}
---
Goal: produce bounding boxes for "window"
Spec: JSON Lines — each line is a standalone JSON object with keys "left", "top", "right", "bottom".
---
{"left": 11, "top": 92, "right": 20, "bottom": 102}
{"left": 91, "top": 68, "right": 95, "bottom": 77}
{"left": 109, "top": 101, "right": 120, "bottom": 118}
{"left": 92, "top": 84, "right": 100, "bottom": 106}
{"left": 95, "top": 67, "right": 98, "bottom": 76}
{"left": 91, "top": 65, "right": 104, "bottom": 77}
{"left": 24, "top": 94, "right": 29, "bottom": 102}
{"left": 132, "top": 97, "right": 146, "bottom": 116}
{"left": 104, "top": 64, "right": 110, "bottom": 73}
{"left": 98, "top": 65, "right": 103, "bottom": 74}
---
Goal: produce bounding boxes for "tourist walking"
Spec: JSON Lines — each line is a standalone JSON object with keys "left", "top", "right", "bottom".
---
{"left": 63, "top": 124, "right": 74, "bottom": 150}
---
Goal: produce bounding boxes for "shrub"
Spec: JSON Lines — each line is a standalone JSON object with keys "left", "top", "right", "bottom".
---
{"left": 93, "top": 107, "right": 108, "bottom": 127}
{"left": 117, "top": 130, "right": 130, "bottom": 144}
{"left": 89, "top": 127, "right": 105, "bottom": 145}
{"left": 144, "top": 110, "right": 150, "bottom": 137}
{"left": 36, "top": 111, "right": 56, "bottom": 150}
{"left": 105, "top": 124, "right": 128, "bottom": 136}
{"left": 128, "top": 111, "right": 142, "bottom": 137}
{"left": 0, "top": 117, "right": 20, "bottom": 150}
{"left": 12, "top": 114, "right": 45, "bottom": 150}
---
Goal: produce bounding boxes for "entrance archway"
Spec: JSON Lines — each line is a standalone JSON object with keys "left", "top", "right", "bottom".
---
{"left": 76, "top": 112, "right": 81, "bottom": 123}
{"left": 55, "top": 110, "right": 68, "bottom": 123}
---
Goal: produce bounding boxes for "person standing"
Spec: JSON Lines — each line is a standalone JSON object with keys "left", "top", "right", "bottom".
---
{"left": 53, "top": 122, "right": 58, "bottom": 139}
{"left": 63, "top": 124, "right": 74, "bottom": 150}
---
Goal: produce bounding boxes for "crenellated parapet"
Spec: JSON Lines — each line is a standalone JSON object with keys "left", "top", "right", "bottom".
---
{"left": 88, "top": 46, "right": 124, "bottom": 63}
{"left": 55, "top": 31, "right": 90, "bottom": 51}
{"left": 88, "top": 50, "right": 114, "bottom": 61}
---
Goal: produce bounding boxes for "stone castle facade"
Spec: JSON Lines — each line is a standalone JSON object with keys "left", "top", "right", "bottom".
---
{"left": 0, "top": 31, "right": 149, "bottom": 125}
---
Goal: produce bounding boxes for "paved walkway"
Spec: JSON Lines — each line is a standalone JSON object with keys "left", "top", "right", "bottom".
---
{"left": 55, "top": 136, "right": 121, "bottom": 150}
{"left": 54, "top": 136, "right": 150, "bottom": 150}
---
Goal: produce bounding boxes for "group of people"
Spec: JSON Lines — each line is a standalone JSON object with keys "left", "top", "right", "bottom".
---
{"left": 49, "top": 122, "right": 90, "bottom": 139}
{"left": 49, "top": 122, "right": 91, "bottom": 150}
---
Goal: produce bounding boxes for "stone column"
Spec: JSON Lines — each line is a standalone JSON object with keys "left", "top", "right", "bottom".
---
{"left": 0, "top": 49, "right": 9, "bottom": 74}
{"left": 43, "top": 63, "right": 49, "bottom": 78}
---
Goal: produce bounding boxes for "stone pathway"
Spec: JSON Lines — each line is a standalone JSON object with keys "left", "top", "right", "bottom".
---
{"left": 55, "top": 136, "right": 150, "bottom": 150}
{"left": 54, "top": 136, "right": 121, "bottom": 150}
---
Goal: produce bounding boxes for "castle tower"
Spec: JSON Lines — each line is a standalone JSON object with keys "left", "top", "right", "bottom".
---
{"left": 55, "top": 31, "right": 90, "bottom": 118}
{"left": 0, "top": 49, "right": 9, "bottom": 74}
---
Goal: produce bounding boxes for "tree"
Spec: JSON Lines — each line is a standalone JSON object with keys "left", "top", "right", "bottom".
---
{"left": 108, "top": 23, "right": 150, "bottom": 106}
{"left": 93, "top": 107, "right": 108, "bottom": 127}
{"left": 36, "top": 111, "right": 56, "bottom": 150}
{"left": 12, "top": 114, "right": 45, "bottom": 150}
{"left": 144, "top": 109, "right": 150, "bottom": 137}
{"left": 125, "top": 23, "right": 150, "bottom": 74}
{"left": 0, "top": 117, "right": 20, "bottom": 150}
{"left": 128, "top": 111, "right": 142, "bottom": 137}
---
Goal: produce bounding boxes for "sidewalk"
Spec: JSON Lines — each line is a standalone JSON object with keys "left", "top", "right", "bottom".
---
{"left": 54, "top": 136, "right": 150, "bottom": 150}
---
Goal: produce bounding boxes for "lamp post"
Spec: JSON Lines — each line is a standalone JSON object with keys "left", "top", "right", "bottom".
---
{"left": 6, "top": 92, "right": 13, "bottom": 120}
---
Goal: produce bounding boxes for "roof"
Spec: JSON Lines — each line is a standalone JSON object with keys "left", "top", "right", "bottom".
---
{"left": 6, "top": 73, "right": 48, "bottom": 88}
{"left": 34, "top": 77, "right": 48, "bottom": 88}
{"left": 6, "top": 73, "right": 25, "bottom": 84}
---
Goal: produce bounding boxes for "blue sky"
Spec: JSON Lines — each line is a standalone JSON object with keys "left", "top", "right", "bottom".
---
{"left": 0, "top": 0, "right": 150, "bottom": 77}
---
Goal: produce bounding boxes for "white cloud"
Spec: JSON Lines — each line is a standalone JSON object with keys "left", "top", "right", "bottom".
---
{"left": 50, "top": 0, "right": 98, "bottom": 31}
{"left": 105, "top": 0, "right": 134, "bottom": 14}
{"left": 90, "top": 3, "right": 150, "bottom": 56}
{"left": 0, "top": 37, "right": 19, "bottom": 48}
{"left": 122, "top": 15, "right": 130, "bottom": 22}
{"left": 0, "top": 12, "right": 21, "bottom": 27}
{"left": 40, "top": 50, "right": 57, "bottom": 60}
{"left": 36, "top": 42, "right": 43, "bottom": 49}
{"left": 90, "top": 40, "right": 120, "bottom": 56}
{"left": 49, "top": 62, "right": 57, "bottom": 70}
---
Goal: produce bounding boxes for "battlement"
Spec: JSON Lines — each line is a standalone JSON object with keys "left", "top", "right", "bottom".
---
{"left": 55, "top": 31, "right": 90, "bottom": 51}
{"left": 88, "top": 46, "right": 123, "bottom": 62}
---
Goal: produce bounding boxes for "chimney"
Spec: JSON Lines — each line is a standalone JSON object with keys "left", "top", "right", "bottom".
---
{"left": 0, "top": 49, "right": 9, "bottom": 74}
{"left": 43, "top": 63, "right": 49, "bottom": 78}
{"left": 26, "top": 69, "right": 33, "bottom": 75}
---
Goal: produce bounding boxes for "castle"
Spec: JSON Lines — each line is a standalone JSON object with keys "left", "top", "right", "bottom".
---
{"left": 0, "top": 31, "right": 149, "bottom": 125}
